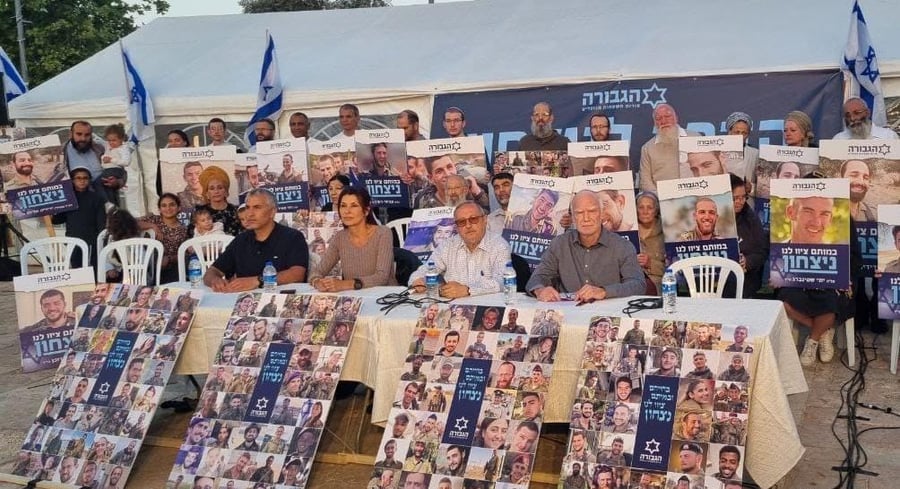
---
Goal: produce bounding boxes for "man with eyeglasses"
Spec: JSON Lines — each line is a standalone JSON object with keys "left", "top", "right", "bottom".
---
{"left": 518, "top": 101, "right": 570, "bottom": 151}
{"left": 527, "top": 190, "right": 644, "bottom": 302}
{"left": 442, "top": 107, "right": 467, "bottom": 138}
{"left": 409, "top": 202, "right": 511, "bottom": 298}
{"left": 589, "top": 112, "right": 611, "bottom": 142}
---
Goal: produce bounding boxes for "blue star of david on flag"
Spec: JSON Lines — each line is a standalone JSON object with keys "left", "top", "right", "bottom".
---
{"left": 245, "top": 33, "right": 283, "bottom": 147}
{"left": 121, "top": 43, "right": 156, "bottom": 143}
{"left": 842, "top": 0, "right": 886, "bottom": 126}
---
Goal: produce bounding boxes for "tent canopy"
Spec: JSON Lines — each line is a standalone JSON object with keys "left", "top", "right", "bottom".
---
{"left": 10, "top": 0, "right": 900, "bottom": 124}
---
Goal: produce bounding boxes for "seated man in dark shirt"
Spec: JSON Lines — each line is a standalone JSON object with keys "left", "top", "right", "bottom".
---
{"left": 204, "top": 188, "right": 308, "bottom": 292}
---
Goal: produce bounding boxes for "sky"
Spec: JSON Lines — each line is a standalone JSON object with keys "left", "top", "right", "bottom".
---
{"left": 135, "top": 0, "right": 466, "bottom": 23}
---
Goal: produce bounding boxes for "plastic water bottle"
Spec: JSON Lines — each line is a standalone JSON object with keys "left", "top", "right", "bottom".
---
{"left": 263, "top": 261, "right": 277, "bottom": 291}
{"left": 425, "top": 260, "right": 439, "bottom": 299}
{"left": 188, "top": 256, "right": 202, "bottom": 288}
{"left": 662, "top": 268, "right": 677, "bottom": 314}
{"left": 503, "top": 261, "right": 517, "bottom": 304}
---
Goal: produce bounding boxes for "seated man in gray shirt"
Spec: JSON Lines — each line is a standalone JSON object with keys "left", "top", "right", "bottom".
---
{"left": 526, "top": 190, "right": 646, "bottom": 302}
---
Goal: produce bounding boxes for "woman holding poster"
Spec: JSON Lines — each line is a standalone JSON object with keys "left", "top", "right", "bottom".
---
{"left": 309, "top": 187, "right": 397, "bottom": 291}
{"left": 636, "top": 192, "right": 665, "bottom": 292}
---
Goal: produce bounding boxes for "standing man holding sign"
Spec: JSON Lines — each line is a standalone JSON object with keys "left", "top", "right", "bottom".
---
{"left": 518, "top": 102, "right": 570, "bottom": 151}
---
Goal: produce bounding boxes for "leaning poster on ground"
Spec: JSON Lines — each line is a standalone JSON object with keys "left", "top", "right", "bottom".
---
{"left": 567, "top": 140, "right": 631, "bottom": 177}
{"left": 372, "top": 303, "right": 561, "bottom": 488}
{"left": 166, "top": 293, "right": 361, "bottom": 488}
{"left": 657, "top": 174, "right": 739, "bottom": 263}
{"left": 571, "top": 170, "right": 639, "bottom": 251}
{"left": 14, "top": 284, "right": 201, "bottom": 488}
{"left": 819, "top": 139, "right": 900, "bottom": 275}
{"left": 407, "top": 136, "right": 489, "bottom": 210}
{"left": 503, "top": 173, "right": 573, "bottom": 269}
{"left": 159, "top": 145, "right": 239, "bottom": 223}
{"left": 876, "top": 205, "right": 900, "bottom": 320}
{"left": 404, "top": 207, "right": 457, "bottom": 264}
{"left": 768, "top": 178, "right": 850, "bottom": 289}
{"left": 307, "top": 138, "right": 356, "bottom": 210}
{"left": 1, "top": 135, "right": 78, "bottom": 219}
{"left": 559, "top": 316, "right": 754, "bottom": 489}
{"left": 253, "top": 138, "right": 310, "bottom": 212}
{"left": 678, "top": 135, "right": 743, "bottom": 180}
{"left": 753, "top": 145, "right": 820, "bottom": 234}
{"left": 14, "top": 268, "right": 95, "bottom": 373}
{"left": 355, "top": 129, "right": 410, "bottom": 208}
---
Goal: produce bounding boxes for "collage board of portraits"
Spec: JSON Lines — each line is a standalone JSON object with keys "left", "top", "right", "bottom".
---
{"left": 166, "top": 292, "right": 361, "bottom": 489}
{"left": 372, "top": 303, "right": 562, "bottom": 489}
{"left": 560, "top": 318, "right": 754, "bottom": 489}
{"left": 15, "top": 283, "right": 202, "bottom": 488}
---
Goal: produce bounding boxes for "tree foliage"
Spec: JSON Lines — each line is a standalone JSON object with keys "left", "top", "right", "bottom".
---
{"left": 0, "top": 0, "right": 169, "bottom": 87}
{"left": 240, "top": 0, "right": 389, "bottom": 14}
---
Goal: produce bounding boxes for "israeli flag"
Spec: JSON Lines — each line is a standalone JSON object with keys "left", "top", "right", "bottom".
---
{"left": 245, "top": 33, "right": 283, "bottom": 146}
{"left": 0, "top": 46, "right": 28, "bottom": 103}
{"left": 842, "top": 0, "right": 886, "bottom": 126}
{"left": 121, "top": 44, "right": 156, "bottom": 143}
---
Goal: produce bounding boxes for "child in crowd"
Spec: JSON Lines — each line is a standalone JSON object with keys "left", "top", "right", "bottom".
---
{"left": 192, "top": 207, "right": 224, "bottom": 237}
{"left": 100, "top": 124, "right": 130, "bottom": 207}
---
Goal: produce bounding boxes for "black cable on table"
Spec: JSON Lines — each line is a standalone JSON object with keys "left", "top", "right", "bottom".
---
{"left": 375, "top": 287, "right": 452, "bottom": 314}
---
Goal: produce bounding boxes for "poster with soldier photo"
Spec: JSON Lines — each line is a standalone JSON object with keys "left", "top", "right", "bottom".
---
{"left": 503, "top": 173, "right": 573, "bottom": 269}
{"left": 493, "top": 149, "right": 572, "bottom": 178}
{"left": 14, "top": 268, "right": 95, "bottom": 373}
{"left": 571, "top": 170, "right": 638, "bottom": 252}
{"left": 250, "top": 138, "right": 310, "bottom": 212}
{"left": 375, "top": 303, "right": 560, "bottom": 488}
{"left": 768, "top": 178, "right": 850, "bottom": 289}
{"left": 167, "top": 293, "right": 361, "bottom": 489}
{"left": 307, "top": 137, "right": 356, "bottom": 210}
{"left": 1, "top": 135, "right": 78, "bottom": 219}
{"left": 16, "top": 283, "right": 202, "bottom": 488}
{"left": 273, "top": 209, "right": 343, "bottom": 279}
{"left": 158, "top": 145, "right": 239, "bottom": 223}
{"left": 819, "top": 139, "right": 900, "bottom": 275}
{"left": 657, "top": 174, "right": 739, "bottom": 263}
{"left": 403, "top": 207, "right": 457, "bottom": 263}
{"left": 406, "top": 136, "right": 489, "bottom": 211}
{"left": 567, "top": 140, "right": 630, "bottom": 177}
{"left": 753, "top": 145, "right": 820, "bottom": 234}
{"left": 355, "top": 129, "right": 410, "bottom": 208}
{"left": 876, "top": 205, "right": 900, "bottom": 319}
{"left": 560, "top": 317, "right": 754, "bottom": 489}
{"left": 678, "top": 135, "right": 743, "bottom": 180}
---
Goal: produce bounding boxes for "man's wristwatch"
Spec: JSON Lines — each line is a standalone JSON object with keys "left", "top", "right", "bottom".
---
{"left": 353, "top": 278, "right": 363, "bottom": 290}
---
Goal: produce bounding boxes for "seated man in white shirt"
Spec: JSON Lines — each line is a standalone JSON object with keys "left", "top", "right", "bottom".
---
{"left": 409, "top": 202, "right": 511, "bottom": 299}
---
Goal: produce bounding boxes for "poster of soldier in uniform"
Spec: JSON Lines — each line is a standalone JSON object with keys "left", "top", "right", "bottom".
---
{"left": 503, "top": 173, "right": 573, "bottom": 269}
{"left": 1, "top": 135, "right": 77, "bottom": 219}
{"left": 158, "top": 145, "right": 239, "bottom": 223}
{"left": 657, "top": 174, "right": 739, "bottom": 264}
{"left": 356, "top": 129, "right": 410, "bottom": 207}
{"left": 407, "top": 137, "right": 489, "bottom": 211}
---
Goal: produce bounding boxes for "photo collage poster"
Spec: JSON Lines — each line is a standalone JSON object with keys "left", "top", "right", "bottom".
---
{"left": 249, "top": 138, "right": 310, "bottom": 212}
{"left": 876, "top": 205, "right": 900, "bottom": 319}
{"left": 14, "top": 268, "right": 95, "bottom": 373}
{"left": 559, "top": 317, "right": 755, "bottom": 489}
{"left": 372, "top": 303, "right": 561, "bottom": 488}
{"left": 819, "top": 139, "right": 900, "bottom": 275}
{"left": 1, "top": 135, "right": 78, "bottom": 219}
{"left": 281, "top": 209, "right": 344, "bottom": 279}
{"left": 355, "top": 129, "right": 410, "bottom": 208}
{"left": 407, "top": 136, "right": 489, "bottom": 211}
{"left": 158, "top": 145, "right": 239, "bottom": 224}
{"left": 678, "top": 135, "right": 743, "bottom": 180}
{"left": 753, "top": 145, "right": 820, "bottom": 234}
{"left": 503, "top": 173, "right": 573, "bottom": 269}
{"left": 307, "top": 137, "right": 356, "bottom": 210}
{"left": 566, "top": 140, "right": 631, "bottom": 177}
{"left": 166, "top": 293, "right": 362, "bottom": 489}
{"left": 571, "top": 170, "right": 639, "bottom": 252}
{"left": 493, "top": 149, "right": 572, "bottom": 178}
{"left": 15, "top": 283, "right": 202, "bottom": 488}
{"left": 657, "top": 174, "right": 739, "bottom": 264}
{"left": 768, "top": 178, "right": 850, "bottom": 289}
{"left": 403, "top": 207, "right": 457, "bottom": 264}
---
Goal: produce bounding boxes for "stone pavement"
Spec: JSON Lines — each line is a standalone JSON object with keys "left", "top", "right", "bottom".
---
{"left": 0, "top": 279, "right": 898, "bottom": 488}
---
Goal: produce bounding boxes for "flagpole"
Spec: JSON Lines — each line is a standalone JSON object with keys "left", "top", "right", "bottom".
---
{"left": 118, "top": 39, "right": 148, "bottom": 215}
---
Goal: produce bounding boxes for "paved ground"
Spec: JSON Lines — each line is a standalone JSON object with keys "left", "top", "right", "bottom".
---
{"left": 0, "top": 279, "right": 898, "bottom": 488}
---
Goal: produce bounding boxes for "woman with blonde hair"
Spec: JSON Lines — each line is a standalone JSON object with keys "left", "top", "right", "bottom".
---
{"left": 783, "top": 110, "right": 816, "bottom": 148}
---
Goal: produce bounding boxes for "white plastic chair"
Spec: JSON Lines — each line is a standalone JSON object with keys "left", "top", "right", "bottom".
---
{"left": 177, "top": 234, "right": 235, "bottom": 282}
{"left": 97, "top": 237, "right": 163, "bottom": 285}
{"left": 668, "top": 256, "right": 744, "bottom": 299}
{"left": 387, "top": 217, "right": 411, "bottom": 247}
{"left": 19, "top": 237, "right": 90, "bottom": 275}
{"left": 97, "top": 228, "right": 155, "bottom": 254}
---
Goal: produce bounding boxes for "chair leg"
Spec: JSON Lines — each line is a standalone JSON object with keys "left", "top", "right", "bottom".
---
{"left": 845, "top": 318, "right": 855, "bottom": 367}
{"left": 891, "top": 320, "right": 899, "bottom": 375}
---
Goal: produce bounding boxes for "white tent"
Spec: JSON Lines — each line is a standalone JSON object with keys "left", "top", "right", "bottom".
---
{"left": 7, "top": 0, "right": 900, "bottom": 226}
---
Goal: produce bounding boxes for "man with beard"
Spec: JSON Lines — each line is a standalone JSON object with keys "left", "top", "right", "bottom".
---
{"left": 177, "top": 161, "right": 206, "bottom": 210}
{"left": 275, "top": 154, "right": 303, "bottom": 184}
{"left": 436, "top": 445, "right": 466, "bottom": 476}
{"left": 64, "top": 121, "right": 106, "bottom": 187}
{"left": 679, "top": 198, "right": 721, "bottom": 241}
{"left": 374, "top": 439, "right": 403, "bottom": 470}
{"left": 563, "top": 462, "right": 589, "bottom": 489}
{"left": 712, "top": 445, "right": 742, "bottom": 482}
{"left": 397, "top": 110, "right": 426, "bottom": 141}
{"left": 596, "top": 436, "right": 629, "bottom": 466}
{"left": 403, "top": 440, "right": 434, "bottom": 472}
{"left": 235, "top": 424, "right": 262, "bottom": 451}
{"left": 678, "top": 411, "right": 704, "bottom": 441}
{"left": 639, "top": 104, "right": 700, "bottom": 191}
{"left": 589, "top": 113, "right": 611, "bottom": 142}
{"left": 253, "top": 118, "right": 276, "bottom": 146}
{"left": 841, "top": 159, "right": 875, "bottom": 221}
{"left": 289, "top": 112, "right": 310, "bottom": 139}
{"left": 487, "top": 172, "right": 513, "bottom": 233}
{"left": 100, "top": 464, "right": 125, "bottom": 489}
{"left": 442, "top": 107, "right": 468, "bottom": 138}
{"left": 518, "top": 102, "right": 570, "bottom": 150}
{"left": 833, "top": 97, "right": 898, "bottom": 140}
{"left": 508, "top": 188, "right": 558, "bottom": 234}
{"left": 564, "top": 430, "right": 595, "bottom": 464}
{"left": 22, "top": 289, "right": 75, "bottom": 332}
{"left": 369, "top": 142, "right": 399, "bottom": 177}
{"left": 444, "top": 174, "right": 471, "bottom": 208}
{"left": 401, "top": 355, "right": 428, "bottom": 383}
{"left": 598, "top": 189, "right": 634, "bottom": 232}
{"left": 500, "top": 308, "right": 526, "bottom": 334}
{"left": 718, "top": 354, "right": 751, "bottom": 382}
{"left": 5, "top": 151, "right": 44, "bottom": 190}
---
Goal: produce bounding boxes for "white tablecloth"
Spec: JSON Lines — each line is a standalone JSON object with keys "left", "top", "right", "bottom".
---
{"left": 175, "top": 286, "right": 806, "bottom": 489}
